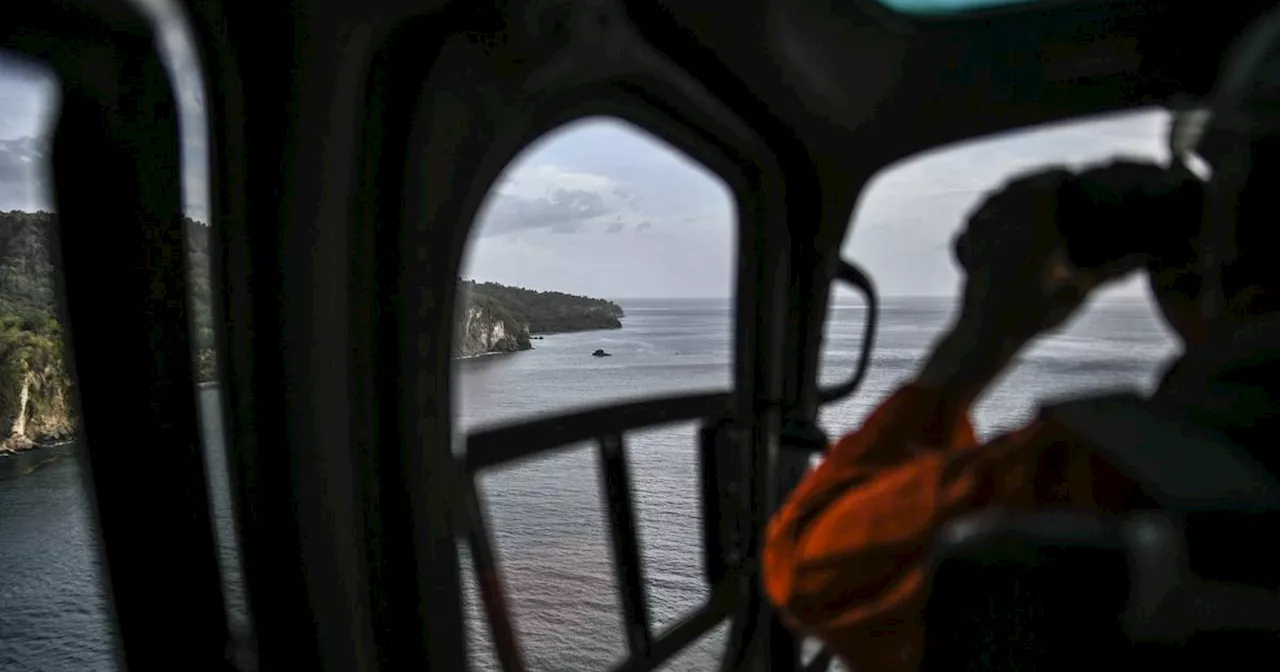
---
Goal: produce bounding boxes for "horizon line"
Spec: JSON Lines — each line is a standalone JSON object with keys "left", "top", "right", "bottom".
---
{"left": 607, "top": 294, "right": 960, "bottom": 301}
{"left": 605, "top": 293, "right": 1151, "bottom": 302}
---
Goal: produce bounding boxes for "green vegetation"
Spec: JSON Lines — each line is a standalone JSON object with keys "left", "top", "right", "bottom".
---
{"left": 0, "top": 211, "right": 213, "bottom": 452}
{"left": 466, "top": 293, "right": 523, "bottom": 330}
{"left": 0, "top": 212, "right": 73, "bottom": 451}
{"left": 460, "top": 280, "right": 624, "bottom": 334}
{"left": 0, "top": 211, "right": 58, "bottom": 321}
{"left": 0, "top": 311, "right": 73, "bottom": 451}
{"left": 454, "top": 292, "right": 533, "bottom": 357}
{"left": 0, "top": 210, "right": 215, "bottom": 375}
{"left": 0, "top": 209, "right": 627, "bottom": 449}
{"left": 454, "top": 281, "right": 625, "bottom": 357}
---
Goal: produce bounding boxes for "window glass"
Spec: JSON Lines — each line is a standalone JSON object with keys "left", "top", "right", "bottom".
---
{"left": 820, "top": 109, "right": 1181, "bottom": 440}
{"left": 0, "top": 51, "right": 116, "bottom": 672}
{"left": 457, "top": 117, "right": 737, "bottom": 670}
{"left": 0, "top": 1, "right": 246, "bottom": 668}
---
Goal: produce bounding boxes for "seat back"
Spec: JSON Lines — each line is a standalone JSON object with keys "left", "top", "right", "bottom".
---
{"left": 921, "top": 394, "right": 1280, "bottom": 671}
{"left": 920, "top": 512, "right": 1130, "bottom": 672}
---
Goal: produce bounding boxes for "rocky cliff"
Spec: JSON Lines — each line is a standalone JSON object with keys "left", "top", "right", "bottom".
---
{"left": 0, "top": 315, "right": 73, "bottom": 453}
{"left": 454, "top": 296, "right": 532, "bottom": 357}
{"left": 453, "top": 281, "right": 625, "bottom": 357}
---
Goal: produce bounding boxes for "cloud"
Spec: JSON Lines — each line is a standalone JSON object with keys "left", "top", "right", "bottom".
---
{"left": 0, "top": 0, "right": 210, "bottom": 221}
{"left": 473, "top": 164, "right": 658, "bottom": 238}
{"left": 612, "top": 187, "right": 640, "bottom": 208}
{"left": 461, "top": 120, "right": 742, "bottom": 296}
{"left": 477, "top": 187, "right": 616, "bottom": 236}
{"left": 0, "top": 58, "right": 58, "bottom": 142}
{"left": 0, "top": 136, "right": 52, "bottom": 212}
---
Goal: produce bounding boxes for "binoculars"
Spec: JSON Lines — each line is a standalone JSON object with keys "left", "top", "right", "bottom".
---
{"left": 956, "top": 162, "right": 1206, "bottom": 273}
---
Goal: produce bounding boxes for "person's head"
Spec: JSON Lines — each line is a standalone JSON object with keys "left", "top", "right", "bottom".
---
{"left": 1144, "top": 125, "right": 1280, "bottom": 347}
{"left": 1148, "top": 6, "right": 1280, "bottom": 346}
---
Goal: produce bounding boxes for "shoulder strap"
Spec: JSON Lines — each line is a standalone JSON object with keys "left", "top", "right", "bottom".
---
{"left": 1041, "top": 393, "right": 1280, "bottom": 511}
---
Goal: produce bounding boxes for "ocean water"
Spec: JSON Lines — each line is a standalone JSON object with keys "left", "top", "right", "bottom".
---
{"left": 0, "top": 296, "right": 1178, "bottom": 671}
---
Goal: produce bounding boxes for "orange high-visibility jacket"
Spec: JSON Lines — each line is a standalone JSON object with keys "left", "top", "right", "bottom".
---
{"left": 763, "top": 384, "right": 1150, "bottom": 671}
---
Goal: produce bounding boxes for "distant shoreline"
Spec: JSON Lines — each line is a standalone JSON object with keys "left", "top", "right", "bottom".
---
{"left": 454, "top": 322, "right": 629, "bottom": 360}
{"left": 0, "top": 436, "right": 74, "bottom": 456}
{"left": 453, "top": 350, "right": 515, "bottom": 361}
{"left": 528, "top": 323, "right": 624, "bottom": 337}
{"left": 0, "top": 438, "right": 75, "bottom": 477}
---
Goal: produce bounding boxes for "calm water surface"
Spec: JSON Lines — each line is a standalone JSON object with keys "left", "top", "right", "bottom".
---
{"left": 0, "top": 297, "right": 1178, "bottom": 670}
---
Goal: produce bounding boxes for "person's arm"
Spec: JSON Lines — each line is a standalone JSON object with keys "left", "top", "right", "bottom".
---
{"left": 915, "top": 314, "right": 1022, "bottom": 405}
{"left": 761, "top": 311, "right": 1035, "bottom": 669}
{"left": 764, "top": 165, "right": 1155, "bottom": 669}
{"left": 764, "top": 383, "right": 1042, "bottom": 670}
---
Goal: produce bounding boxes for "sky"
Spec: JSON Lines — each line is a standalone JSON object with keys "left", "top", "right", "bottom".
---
{"left": 0, "top": 2, "right": 1172, "bottom": 300}
{"left": 465, "top": 110, "right": 1171, "bottom": 299}
{"left": 0, "top": 0, "right": 208, "bottom": 221}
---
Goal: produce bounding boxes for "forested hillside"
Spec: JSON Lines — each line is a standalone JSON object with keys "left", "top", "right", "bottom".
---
{"left": 0, "top": 212, "right": 212, "bottom": 452}
{"left": 0, "top": 211, "right": 627, "bottom": 450}
{"left": 0, "top": 212, "right": 79, "bottom": 451}
{"left": 460, "top": 280, "right": 624, "bottom": 334}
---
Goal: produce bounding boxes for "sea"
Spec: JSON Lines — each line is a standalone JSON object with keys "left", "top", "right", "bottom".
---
{"left": 0, "top": 296, "right": 1180, "bottom": 671}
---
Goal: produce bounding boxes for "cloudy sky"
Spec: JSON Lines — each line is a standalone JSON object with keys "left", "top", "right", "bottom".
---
{"left": 0, "top": 2, "right": 1171, "bottom": 300}
{"left": 467, "top": 110, "right": 1169, "bottom": 299}
{"left": 0, "top": 0, "right": 208, "bottom": 221}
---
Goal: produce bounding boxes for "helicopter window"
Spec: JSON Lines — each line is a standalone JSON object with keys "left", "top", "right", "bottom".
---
{"left": 456, "top": 115, "right": 736, "bottom": 428}
{"left": 0, "top": 0, "right": 250, "bottom": 668}
{"left": 461, "top": 421, "right": 726, "bottom": 672}
{"left": 819, "top": 107, "right": 1181, "bottom": 442}
{"left": 0, "top": 51, "right": 107, "bottom": 672}
{"left": 129, "top": 0, "right": 255, "bottom": 660}
{"left": 462, "top": 440, "right": 632, "bottom": 671}
{"left": 456, "top": 116, "right": 737, "bottom": 671}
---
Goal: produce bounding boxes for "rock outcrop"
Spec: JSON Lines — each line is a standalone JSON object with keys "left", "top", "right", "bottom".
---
{"left": 0, "top": 212, "right": 74, "bottom": 453}
{"left": 0, "top": 318, "right": 73, "bottom": 453}
{"left": 453, "top": 281, "right": 624, "bottom": 357}
{"left": 453, "top": 296, "right": 532, "bottom": 358}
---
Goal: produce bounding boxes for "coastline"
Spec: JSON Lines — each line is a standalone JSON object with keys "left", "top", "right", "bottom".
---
{"left": 453, "top": 322, "right": 627, "bottom": 360}
{"left": 0, "top": 438, "right": 76, "bottom": 478}
{"left": 1, "top": 383, "right": 218, "bottom": 469}
{"left": 0, "top": 434, "right": 74, "bottom": 456}
{"left": 453, "top": 350, "right": 521, "bottom": 361}
{"left": 0, "top": 327, "right": 611, "bottom": 471}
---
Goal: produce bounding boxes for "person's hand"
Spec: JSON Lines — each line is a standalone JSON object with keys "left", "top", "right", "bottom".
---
{"left": 952, "top": 167, "right": 1144, "bottom": 350}
{"left": 915, "top": 166, "right": 1147, "bottom": 403}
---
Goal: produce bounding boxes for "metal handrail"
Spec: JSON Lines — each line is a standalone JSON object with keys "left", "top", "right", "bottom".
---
{"left": 460, "top": 392, "right": 738, "bottom": 672}
{"left": 465, "top": 391, "right": 730, "bottom": 473}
